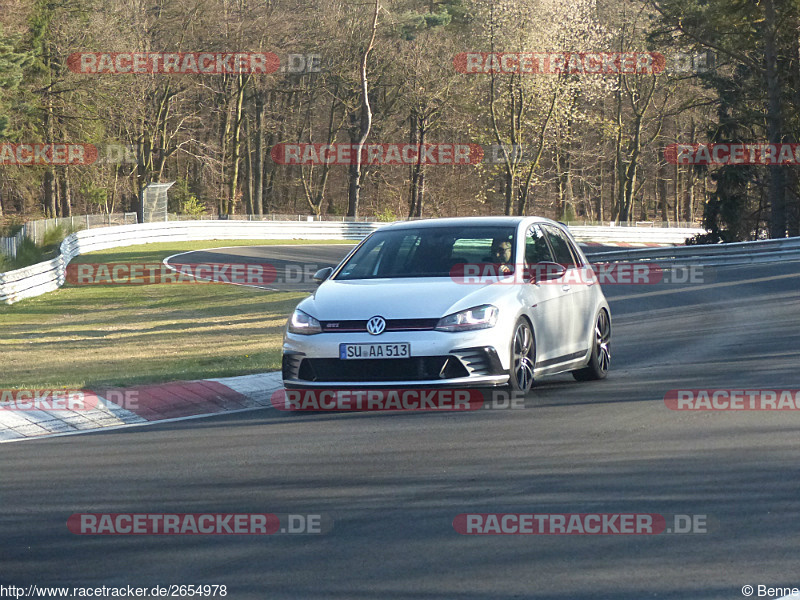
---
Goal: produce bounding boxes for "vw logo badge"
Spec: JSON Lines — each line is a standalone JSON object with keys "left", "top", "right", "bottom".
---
{"left": 366, "top": 316, "right": 386, "bottom": 335}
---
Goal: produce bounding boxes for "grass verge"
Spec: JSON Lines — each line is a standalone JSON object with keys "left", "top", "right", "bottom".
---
{"left": 0, "top": 239, "right": 353, "bottom": 389}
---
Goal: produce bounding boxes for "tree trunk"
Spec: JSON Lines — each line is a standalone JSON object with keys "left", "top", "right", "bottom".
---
{"left": 347, "top": 0, "right": 380, "bottom": 218}
{"left": 243, "top": 114, "right": 254, "bottom": 215}
{"left": 408, "top": 111, "right": 419, "bottom": 217}
{"left": 314, "top": 92, "right": 339, "bottom": 216}
{"left": 674, "top": 156, "right": 681, "bottom": 224}
{"left": 410, "top": 112, "right": 427, "bottom": 218}
{"left": 658, "top": 154, "right": 669, "bottom": 224}
{"left": 555, "top": 143, "right": 564, "bottom": 220}
{"left": 265, "top": 130, "right": 277, "bottom": 214}
{"left": 43, "top": 171, "right": 55, "bottom": 218}
{"left": 765, "top": 0, "right": 786, "bottom": 238}
{"left": 415, "top": 125, "right": 426, "bottom": 219}
{"left": 785, "top": 11, "right": 800, "bottom": 237}
{"left": 219, "top": 91, "right": 231, "bottom": 216}
{"left": 253, "top": 94, "right": 265, "bottom": 216}
{"left": 135, "top": 137, "right": 149, "bottom": 222}
{"left": 110, "top": 168, "right": 119, "bottom": 216}
{"left": 44, "top": 108, "right": 57, "bottom": 218}
{"left": 347, "top": 124, "right": 362, "bottom": 217}
{"left": 228, "top": 74, "right": 248, "bottom": 215}
{"left": 682, "top": 118, "right": 696, "bottom": 223}
{"left": 613, "top": 80, "right": 624, "bottom": 223}
{"left": 61, "top": 168, "right": 72, "bottom": 217}
{"left": 555, "top": 133, "right": 574, "bottom": 220}
{"left": 503, "top": 167, "right": 514, "bottom": 216}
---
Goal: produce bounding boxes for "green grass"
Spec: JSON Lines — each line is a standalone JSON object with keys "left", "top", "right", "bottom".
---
{"left": 0, "top": 239, "right": 354, "bottom": 390}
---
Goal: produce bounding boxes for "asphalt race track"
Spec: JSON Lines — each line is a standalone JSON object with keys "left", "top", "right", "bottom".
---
{"left": 2, "top": 244, "right": 800, "bottom": 599}
{"left": 165, "top": 244, "right": 358, "bottom": 292}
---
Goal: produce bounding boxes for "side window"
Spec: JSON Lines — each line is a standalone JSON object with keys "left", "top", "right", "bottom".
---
{"left": 525, "top": 225, "right": 554, "bottom": 264}
{"left": 554, "top": 227, "right": 584, "bottom": 266}
{"left": 542, "top": 225, "right": 577, "bottom": 267}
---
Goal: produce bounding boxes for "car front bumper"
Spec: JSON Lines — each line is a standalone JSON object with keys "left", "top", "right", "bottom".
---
{"left": 282, "top": 329, "right": 509, "bottom": 388}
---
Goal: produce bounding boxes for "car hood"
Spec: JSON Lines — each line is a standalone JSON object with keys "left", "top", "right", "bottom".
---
{"left": 298, "top": 277, "right": 501, "bottom": 320}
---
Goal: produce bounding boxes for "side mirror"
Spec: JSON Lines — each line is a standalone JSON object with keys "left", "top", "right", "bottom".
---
{"left": 312, "top": 267, "right": 334, "bottom": 284}
{"left": 528, "top": 262, "right": 567, "bottom": 283}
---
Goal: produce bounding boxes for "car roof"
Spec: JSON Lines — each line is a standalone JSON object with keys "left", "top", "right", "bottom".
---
{"left": 382, "top": 216, "right": 557, "bottom": 230}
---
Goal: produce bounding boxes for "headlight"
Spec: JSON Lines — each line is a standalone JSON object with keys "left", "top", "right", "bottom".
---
{"left": 435, "top": 304, "right": 498, "bottom": 332}
{"left": 288, "top": 309, "right": 322, "bottom": 335}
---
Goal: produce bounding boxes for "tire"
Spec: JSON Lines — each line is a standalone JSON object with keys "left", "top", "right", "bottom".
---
{"left": 508, "top": 317, "right": 536, "bottom": 393}
{"left": 573, "top": 309, "right": 611, "bottom": 381}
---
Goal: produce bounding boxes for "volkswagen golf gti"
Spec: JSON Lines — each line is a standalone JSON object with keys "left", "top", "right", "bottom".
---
{"left": 281, "top": 216, "right": 611, "bottom": 393}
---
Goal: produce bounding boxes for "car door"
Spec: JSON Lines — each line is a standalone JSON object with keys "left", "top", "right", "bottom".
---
{"left": 520, "top": 224, "right": 572, "bottom": 365}
{"left": 540, "top": 224, "right": 593, "bottom": 357}
{"left": 554, "top": 225, "right": 597, "bottom": 353}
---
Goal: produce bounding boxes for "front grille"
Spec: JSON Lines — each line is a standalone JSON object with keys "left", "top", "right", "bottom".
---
{"left": 320, "top": 318, "right": 439, "bottom": 333}
{"left": 297, "top": 356, "right": 469, "bottom": 382}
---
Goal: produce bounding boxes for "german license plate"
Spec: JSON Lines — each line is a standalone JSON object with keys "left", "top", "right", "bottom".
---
{"left": 339, "top": 343, "right": 411, "bottom": 360}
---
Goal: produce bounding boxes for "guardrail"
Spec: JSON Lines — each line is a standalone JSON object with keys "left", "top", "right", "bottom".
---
{"left": 0, "top": 220, "right": 705, "bottom": 305}
{"left": 569, "top": 226, "right": 701, "bottom": 245}
{"left": 589, "top": 236, "right": 800, "bottom": 266}
{"left": 0, "top": 220, "right": 381, "bottom": 304}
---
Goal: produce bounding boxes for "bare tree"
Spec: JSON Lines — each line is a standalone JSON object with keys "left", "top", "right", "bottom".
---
{"left": 346, "top": 0, "right": 380, "bottom": 218}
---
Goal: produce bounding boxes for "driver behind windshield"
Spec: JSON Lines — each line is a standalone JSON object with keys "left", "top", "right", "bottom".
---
{"left": 485, "top": 238, "right": 513, "bottom": 274}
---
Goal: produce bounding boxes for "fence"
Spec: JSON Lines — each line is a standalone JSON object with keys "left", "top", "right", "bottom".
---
{"left": 0, "top": 213, "right": 138, "bottom": 260}
{"left": 565, "top": 220, "right": 699, "bottom": 228}
{"left": 0, "top": 230, "right": 24, "bottom": 259}
{"left": 166, "top": 213, "right": 380, "bottom": 222}
{"left": 169, "top": 214, "right": 700, "bottom": 227}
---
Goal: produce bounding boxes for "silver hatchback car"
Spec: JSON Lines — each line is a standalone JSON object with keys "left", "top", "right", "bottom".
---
{"left": 282, "top": 216, "right": 611, "bottom": 393}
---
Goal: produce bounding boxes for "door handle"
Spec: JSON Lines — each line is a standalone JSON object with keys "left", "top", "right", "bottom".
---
{"left": 562, "top": 285, "right": 571, "bottom": 292}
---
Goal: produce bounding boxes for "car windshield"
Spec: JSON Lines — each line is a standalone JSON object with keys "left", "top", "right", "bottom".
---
{"left": 334, "top": 226, "right": 517, "bottom": 280}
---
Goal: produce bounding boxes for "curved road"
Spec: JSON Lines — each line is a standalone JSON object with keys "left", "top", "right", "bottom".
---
{"left": 3, "top": 246, "right": 800, "bottom": 599}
